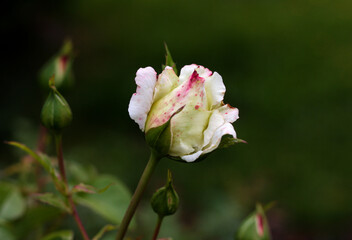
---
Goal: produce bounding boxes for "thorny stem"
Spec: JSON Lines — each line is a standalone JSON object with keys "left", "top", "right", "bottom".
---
{"left": 116, "top": 151, "right": 161, "bottom": 240}
{"left": 152, "top": 216, "right": 163, "bottom": 240}
{"left": 55, "top": 134, "right": 90, "bottom": 240}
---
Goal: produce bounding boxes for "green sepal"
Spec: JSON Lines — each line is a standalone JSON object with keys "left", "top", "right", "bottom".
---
{"left": 162, "top": 43, "right": 178, "bottom": 75}
{"left": 145, "top": 106, "right": 184, "bottom": 157}
{"left": 145, "top": 118, "right": 172, "bottom": 158}
{"left": 151, "top": 170, "right": 179, "bottom": 217}
{"left": 39, "top": 39, "right": 74, "bottom": 91}
{"left": 235, "top": 203, "right": 272, "bottom": 240}
{"left": 219, "top": 135, "right": 247, "bottom": 149}
{"left": 41, "top": 79, "right": 73, "bottom": 132}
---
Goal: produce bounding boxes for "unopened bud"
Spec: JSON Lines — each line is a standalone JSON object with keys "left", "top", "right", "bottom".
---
{"left": 39, "top": 39, "right": 74, "bottom": 90}
{"left": 151, "top": 170, "right": 179, "bottom": 217}
{"left": 235, "top": 203, "right": 272, "bottom": 240}
{"left": 41, "top": 76, "right": 72, "bottom": 132}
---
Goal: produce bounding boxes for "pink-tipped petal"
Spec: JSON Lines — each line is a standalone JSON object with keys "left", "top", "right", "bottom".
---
{"left": 218, "top": 104, "right": 239, "bottom": 123}
{"left": 179, "top": 64, "right": 212, "bottom": 83}
{"left": 128, "top": 67, "right": 157, "bottom": 131}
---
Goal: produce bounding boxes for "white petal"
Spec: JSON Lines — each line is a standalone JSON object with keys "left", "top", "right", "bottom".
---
{"left": 153, "top": 67, "right": 179, "bottom": 102}
{"left": 201, "top": 105, "right": 238, "bottom": 149}
{"left": 202, "top": 109, "right": 225, "bottom": 149}
{"left": 218, "top": 104, "right": 239, "bottom": 123}
{"left": 205, "top": 72, "right": 226, "bottom": 108}
{"left": 169, "top": 107, "right": 211, "bottom": 156}
{"left": 181, "top": 151, "right": 203, "bottom": 162}
{"left": 128, "top": 67, "right": 157, "bottom": 131}
{"left": 203, "top": 122, "right": 237, "bottom": 154}
{"left": 168, "top": 73, "right": 211, "bottom": 156}
{"left": 179, "top": 64, "right": 212, "bottom": 83}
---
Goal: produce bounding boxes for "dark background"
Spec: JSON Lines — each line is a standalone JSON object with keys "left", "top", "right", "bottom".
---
{"left": 2, "top": 0, "right": 352, "bottom": 239}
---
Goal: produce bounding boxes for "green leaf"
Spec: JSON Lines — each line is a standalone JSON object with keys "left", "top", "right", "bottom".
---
{"left": 162, "top": 43, "right": 177, "bottom": 75}
{"left": 41, "top": 230, "right": 74, "bottom": 240}
{"left": 92, "top": 224, "right": 117, "bottom": 240}
{"left": 71, "top": 183, "right": 97, "bottom": 194}
{"left": 67, "top": 161, "right": 98, "bottom": 184}
{"left": 71, "top": 183, "right": 113, "bottom": 194}
{"left": 74, "top": 175, "right": 132, "bottom": 225}
{"left": 0, "top": 226, "right": 15, "bottom": 240}
{"left": 5, "top": 141, "right": 66, "bottom": 194}
{"left": 15, "top": 205, "right": 62, "bottom": 239}
{"left": 235, "top": 203, "right": 271, "bottom": 240}
{"left": 32, "top": 193, "right": 71, "bottom": 213}
{"left": 0, "top": 182, "right": 26, "bottom": 222}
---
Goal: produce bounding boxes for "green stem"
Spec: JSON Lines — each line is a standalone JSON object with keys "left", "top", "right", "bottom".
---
{"left": 55, "top": 134, "right": 90, "bottom": 240}
{"left": 116, "top": 151, "right": 161, "bottom": 240}
{"left": 152, "top": 216, "right": 163, "bottom": 240}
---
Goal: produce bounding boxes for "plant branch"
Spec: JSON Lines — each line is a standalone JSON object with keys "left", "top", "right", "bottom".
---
{"left": 55, "top": 134, "right": 90, "bottom": 240}
{"left": 116, "top": 151, "right": 161, "bottom": 240}
{"left": 152, "top": 216, "right": 163, "bottom": 240}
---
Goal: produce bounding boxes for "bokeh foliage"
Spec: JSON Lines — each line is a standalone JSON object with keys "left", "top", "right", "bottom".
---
{"left": 2, "top": 0, "right": 352, "bottom": 239}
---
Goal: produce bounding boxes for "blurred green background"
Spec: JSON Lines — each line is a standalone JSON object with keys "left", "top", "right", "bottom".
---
{"left": 2, "top": 0, "right": 352, "bottom": 239}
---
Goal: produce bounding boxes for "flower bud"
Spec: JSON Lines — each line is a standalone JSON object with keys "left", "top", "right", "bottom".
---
{"left": 151, "top": 170, "right": 179, "bottom": 217}
{"left": 41, "top": 76, "right": 72, "bottom": 132}
{"left": 129, "top": 64, "right": 243, "bottom": 162}
{"left": 236, "top": 203, "right": 272, "bottom": 240}
{"left": 39, "top": 39, "right": 74, "bottom": 90}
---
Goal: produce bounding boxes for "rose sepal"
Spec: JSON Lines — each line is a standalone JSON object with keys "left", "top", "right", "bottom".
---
{"left": 145, "top": 106, "right": 184, "bottom": 157}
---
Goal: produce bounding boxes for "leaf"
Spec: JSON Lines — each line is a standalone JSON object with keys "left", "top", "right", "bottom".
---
{"left": 67, "top": 161, "right": 98, "bottom": 184}
{"left": 5, "top": 141, "right": 66, "bottom": 194}
{"left": 74, "top": 175, "right": 132, "bottom": 225}
{"left": 15, "top": 205, "right": 62, "bottom": 239}
{"left": 71, "top": 183, "right": 97, "bottom": 194}
{"left": 0, "top": 226, "right": 15, "bottom": 240}
{"left": 41, "top": 230, "right": 74, "bottom": 240}
{"left": 32, "top": 193, "right": 71, "bottom": 213}
{"left": 0, "top": 182, "right": 26, "bottom": 222}
{"left": 162, "top": 43, "right": 177, "bottom": 75}
{"left": 71, "top": 183, "right": 114, "bottom": 194}
{"left": 92, "top": 224, "right": 117, "bottom": 240}
{"left": 235, "top": 203, "right": 271, "bottom": 240}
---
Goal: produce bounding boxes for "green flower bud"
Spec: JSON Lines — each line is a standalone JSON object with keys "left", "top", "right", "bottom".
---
{"left": 41, "top": 76, "right": 72, "bottom": 132}
{"left": 39, "top": 39, "right": 74, "bottom": 90}
{"left": 151, "top": 170, "right": 179, "bottom": 217}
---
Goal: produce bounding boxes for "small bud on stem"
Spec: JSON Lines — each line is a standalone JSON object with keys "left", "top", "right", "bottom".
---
{"left": 41, "top": 75, "right": 72, "bottom": 133}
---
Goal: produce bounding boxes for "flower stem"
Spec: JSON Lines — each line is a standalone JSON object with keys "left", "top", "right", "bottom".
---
{"left": 152, "top": 216, "right": 163, "bottom": 240}
{"left": 35, "top": 124, "right": 48, "bottom": 192}
{"left": 55, "top": 134, "right": 90, "bottom": 240}
{"left": 116, "top": 151, "right": 161, "bottom": 240}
